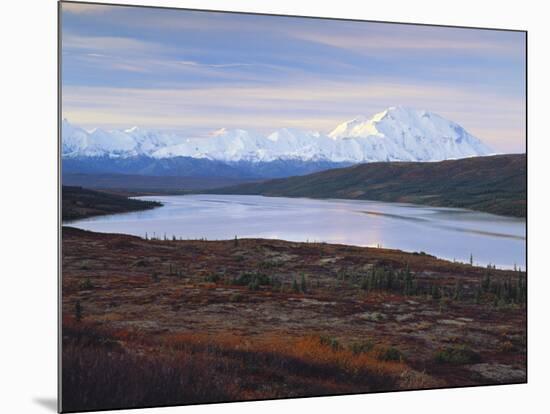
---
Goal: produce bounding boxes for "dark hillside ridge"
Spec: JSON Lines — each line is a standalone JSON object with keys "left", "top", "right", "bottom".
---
{"left": 209, "top": 154, "right": 526, "bottom": 217}
{"left": 62, "top": 186, "right": 162, "bottom": 221}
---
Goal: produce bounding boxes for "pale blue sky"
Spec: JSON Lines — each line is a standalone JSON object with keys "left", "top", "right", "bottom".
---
{"left": 61, "top": 2, "right": 526, "bottom": 152}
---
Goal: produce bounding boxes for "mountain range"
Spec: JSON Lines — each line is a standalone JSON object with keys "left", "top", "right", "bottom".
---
{"left": 62, "top": 106, "right": 494, "bottom": 179}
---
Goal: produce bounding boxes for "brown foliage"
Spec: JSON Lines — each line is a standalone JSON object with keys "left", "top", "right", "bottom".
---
{"left": 62, "top": 324, "right": 406, "bottom": 412}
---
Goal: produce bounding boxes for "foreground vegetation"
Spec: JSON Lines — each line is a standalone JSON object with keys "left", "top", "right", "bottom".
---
{"left": 209, "top": 154, "right": 526, "bottom": 217}
{"left": 63, "top": 320, "right": 409, "bottom": 412}
{"left": 62, "top": 227, "right": 526, "bottom": 411}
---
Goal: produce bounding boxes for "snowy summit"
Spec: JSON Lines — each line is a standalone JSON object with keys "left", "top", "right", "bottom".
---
{"left": 62, "top": 106, "right": 493, "bottom": 164}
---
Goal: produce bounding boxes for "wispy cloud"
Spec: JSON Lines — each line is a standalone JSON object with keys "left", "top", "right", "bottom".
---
{"left": 293, "top": 30, "right": 524, "bottom": 57}
{"left": 178, "top": 60, "right": 256, "bottom": 69}
{"left": 61, "top": 2, "right": 113, "bottom": 15}
{"left": 62, "top": 33, "right": 168, "bottom": 54}
{"left": 62, "top": 80, "right": 525, "bottom": 152}
{"left": 61, "top": 4, "right": 526, "bottom": 153}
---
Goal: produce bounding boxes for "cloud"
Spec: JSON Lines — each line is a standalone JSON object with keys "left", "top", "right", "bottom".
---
{"left": 292, "top": 27, "right": 525, "bottom": 58}
{"left": 62, "top": 33, "right": 168, "bottom": 54}
{"left": 61, "top": 2, "right": 113, "bottom": 15}
{"left": 62, "top": 80, "right": 525, "bottom": 152}
{"left": 60, "top": 5, "right": 525, "bottom": 153}
{"left": 178, "top": 60, "right": 256, "bottom": 69}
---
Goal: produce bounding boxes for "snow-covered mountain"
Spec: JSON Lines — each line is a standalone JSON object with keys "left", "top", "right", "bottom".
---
{"left": 62, "top": 106, "right": 493, "bottom": 168}
{"left": 61, "top": 119, "right": 185, "bottom": 159}
{"left": 327, "top": 106, "right": 492, "bottom": 162}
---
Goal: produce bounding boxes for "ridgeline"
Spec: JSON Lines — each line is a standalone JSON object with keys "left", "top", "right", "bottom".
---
{"left": 208, "top": 154, "right": 526, "bottom": 217}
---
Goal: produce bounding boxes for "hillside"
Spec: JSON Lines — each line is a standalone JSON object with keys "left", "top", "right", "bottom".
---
{"left": 210, "top": 154, "right": 526, "bottom": 217}
{"left": 62, "top": 186, "right": 162, "bottom": 221}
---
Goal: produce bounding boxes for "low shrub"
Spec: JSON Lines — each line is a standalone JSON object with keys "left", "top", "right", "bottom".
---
{"left": 434, "top": 345, "right": 481, "bottom": 365}
{"left": 204, "top": 273, "right": 221, "bottom": 283}
{"left": 350, "top": 340, "right": 375, "bottom": 355}
{"left": 232, "top": 271, "right": 271, "bottom": 287}
{"left": 259, "top": 260, "right": 279, "bottom": 269}
{"left": 376, "top": 346, "right": 404, "bottom": 362}
{"left": 79, "top": 277, "right": 94, "bottom": 290}
{"left": 319, "top": 335, "right": 342, "bottom": 351}
{"left": 229, "top": 293, "right": 244, "bottom": 302}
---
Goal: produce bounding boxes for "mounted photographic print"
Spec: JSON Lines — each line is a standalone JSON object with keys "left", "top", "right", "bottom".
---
{"left": 59, "top": 1, "right": 527, "bottom": 412}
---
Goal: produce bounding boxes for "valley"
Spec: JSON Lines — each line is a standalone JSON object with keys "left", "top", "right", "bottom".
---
{"left": 58, "top": 6, "right": 527, "bottom": 412}
{"left": 60, "top": 154, "right": 527, "bottom": 411}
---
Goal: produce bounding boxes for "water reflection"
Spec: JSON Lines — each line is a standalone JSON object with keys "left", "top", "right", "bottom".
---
{"left": 67, "top": 194, "right": 526, "bottom": 269}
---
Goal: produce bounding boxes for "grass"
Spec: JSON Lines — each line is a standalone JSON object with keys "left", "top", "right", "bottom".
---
{"left": 62, "top": 320, "right": 407, "bottom": 412}
{"left": 62, "top": 343, "right": 232, "bottom": 412}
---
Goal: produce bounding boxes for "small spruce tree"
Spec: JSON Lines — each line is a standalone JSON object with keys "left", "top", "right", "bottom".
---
{"left": 292, "top": 278, "right": 299, "bottom": 293}
{"left": 75, "top": 300, "right": 82, "bottom": 322}
{"left": 475, "top": 285, "right": 482, "bottom": 304}
{"left": 300, "top": 273, "right": 307, "bottom": 293}
{"left": 482, "top": 272, "right": 491, "bottom": 292}
{"left": 453, "top": 280, "right": 463, "bottom": 301}
{"left": 431, "top": 284, "right": 441, "bottom": 300}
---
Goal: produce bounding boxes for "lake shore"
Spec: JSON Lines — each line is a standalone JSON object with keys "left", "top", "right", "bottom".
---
{"left": 206, "top": 154, "right": 526, "bottom": 218}
{"left": 67, "top": 193, "right": 526, "bottom": 269}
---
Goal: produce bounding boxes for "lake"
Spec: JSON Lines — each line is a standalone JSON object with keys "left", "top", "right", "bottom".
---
{"left": 67, "top": 194, "right": 526, "bottom": 269}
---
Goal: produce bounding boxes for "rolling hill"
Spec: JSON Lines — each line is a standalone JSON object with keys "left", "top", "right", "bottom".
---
{"left": 209, "top": 154, "right": 526, "bottom": 217}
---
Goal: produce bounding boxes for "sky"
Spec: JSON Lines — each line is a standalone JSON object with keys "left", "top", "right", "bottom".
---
{"left": 61, "top": 2, "right": 526, "bottom": 153}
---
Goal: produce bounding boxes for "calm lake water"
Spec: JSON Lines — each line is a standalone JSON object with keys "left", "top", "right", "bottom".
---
{"left": 67, "top": 194, "right": 526, "bottom": 269}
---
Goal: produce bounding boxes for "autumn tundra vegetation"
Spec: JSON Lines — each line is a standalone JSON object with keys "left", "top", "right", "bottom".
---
{"left": 62, "top": 224, "right": 526, "bottom": 412}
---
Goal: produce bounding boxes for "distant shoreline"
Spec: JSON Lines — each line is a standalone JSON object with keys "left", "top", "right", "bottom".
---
{"left": 204, "top": 154, "right": 526, "bottom": 218}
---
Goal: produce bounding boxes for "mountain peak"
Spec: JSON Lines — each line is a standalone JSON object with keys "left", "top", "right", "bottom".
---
{"left": 62, "top": 108, "right": 493, "bottom": 163}
{"left": 328, "top": 112, "right": 382, "bottom": 140}
{"left": 211, "top": 128, "right": 252, "bottom": 137}
{"left": 330, "top": 106, "right": 458, "bottom": 138}
{"left": 328, "top": 106, "right": 433, "bottom": 140}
